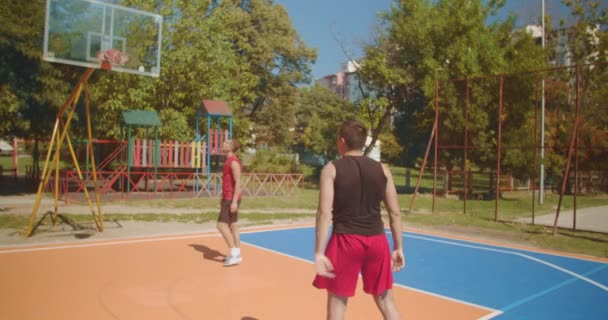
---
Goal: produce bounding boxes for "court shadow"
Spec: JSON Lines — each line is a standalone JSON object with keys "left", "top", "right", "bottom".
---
{"left": 241, "top": 317, "right": 259, "bottom": 320}
{"left": 188, "top": 244, "right": 226, "bottom": 263}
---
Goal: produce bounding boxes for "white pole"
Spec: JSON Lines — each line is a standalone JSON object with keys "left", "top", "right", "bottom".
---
{"left": 540, "top": 0, "right": 546, "bottom": 204}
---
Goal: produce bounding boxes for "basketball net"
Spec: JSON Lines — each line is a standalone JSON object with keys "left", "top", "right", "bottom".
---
{"left": 96, "top": 48, "right": 129, "bottom": 71}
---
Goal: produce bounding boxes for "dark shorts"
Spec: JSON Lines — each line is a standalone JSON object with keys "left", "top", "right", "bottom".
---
{"left": 313, "top": 233, "right": 393, "bottom": 297}
{"left": 217, "top": 199, "right": 240, "bottom": 224}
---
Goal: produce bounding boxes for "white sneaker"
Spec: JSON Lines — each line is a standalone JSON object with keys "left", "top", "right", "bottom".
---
{"left": 223, "top": 255, "right": 242, "bottom": 266}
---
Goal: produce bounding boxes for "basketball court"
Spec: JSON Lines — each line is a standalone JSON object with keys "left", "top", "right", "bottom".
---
{"left": 1, "top": 225, "right": 606, "bottom": 319}
{"left": 7, "top": 1, "right": 605, "bottom": 319}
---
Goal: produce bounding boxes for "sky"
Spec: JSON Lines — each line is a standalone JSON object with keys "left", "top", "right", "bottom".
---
{"left": 274, "top": 0, "right": 588, "bottom": 80}
{"left": 275, "top": 0, "right": 392, "bottom": 80}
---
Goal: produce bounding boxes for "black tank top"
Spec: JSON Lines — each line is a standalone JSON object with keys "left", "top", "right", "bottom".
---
{"left": 332, "top": 156, "right": 387, "bottom": 236}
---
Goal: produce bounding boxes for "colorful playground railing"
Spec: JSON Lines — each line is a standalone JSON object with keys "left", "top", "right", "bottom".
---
{"left": 59, "top": 170, "right": 303, "bottom": 203}
{"left": 131, "top": 129, "right": 230, "bottom": 168}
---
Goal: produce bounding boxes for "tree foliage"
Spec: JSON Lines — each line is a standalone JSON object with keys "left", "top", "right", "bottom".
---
{"left": 295, "top": 83, "right": 356, "bottom": 159}
{"left": 358, "top": 0, "right": 547, "bottom": 175}
{"left": 2, "top": 0, "right": 315, "bottom": 152}
{"left": 0, "top": 0, "right": 72, "bottom": 141}
{"left": 555, "top": 0, "right": 608, "bottom": 174}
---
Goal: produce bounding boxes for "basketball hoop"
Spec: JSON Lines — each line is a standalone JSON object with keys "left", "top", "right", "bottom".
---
{"left": 96, "top": 48, "right": 129, "bottom": 71}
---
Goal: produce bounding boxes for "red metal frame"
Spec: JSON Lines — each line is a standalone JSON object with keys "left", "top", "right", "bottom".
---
{"left": 410, "top": 63, "right": 604, "bottom": 226}
{"left": 553, "top": 65, "right": 582, "bottom": 235}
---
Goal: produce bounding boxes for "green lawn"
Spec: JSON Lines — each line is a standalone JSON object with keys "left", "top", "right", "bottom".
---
{"left": 2, "top": 167, "right": 607, "bottom": 258}
{"left": 124, "top": 188, "right": 319, "bottom": 210}
{"left": 0, "top": 155, "right": 72, "bottom": 175}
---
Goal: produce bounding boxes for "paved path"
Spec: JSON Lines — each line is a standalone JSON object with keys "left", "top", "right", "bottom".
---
{"left": 516, "top": 205, "right": 608, "bottom": 233}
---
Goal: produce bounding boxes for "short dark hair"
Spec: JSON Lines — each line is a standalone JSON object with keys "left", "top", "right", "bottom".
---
{"left": 231, "top": 139, "right": 241, "bottom": 152}
{"left": 339, "top": 120, "right": 367, "bottom": 150}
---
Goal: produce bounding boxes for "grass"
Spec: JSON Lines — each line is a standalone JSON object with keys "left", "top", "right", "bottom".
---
{"left": 402, "top": 212, "right": 608, "bottom": 258}
{"left": 77, "top": 212, "right": 314, "bottom": 224}
{"left": 0, "top": 155, "right": 72, "bottom": 175}
{"left": 404, "top": 191, "right": 608, "bottom": 219}
{"left": 400, "top": 191, "right": 608, "bottom": 257}
{"left": 1, "top": 165, "right": 607, "bottom": 258}
{"left": 122, "top": 189, "right": 319, "bottom": 210}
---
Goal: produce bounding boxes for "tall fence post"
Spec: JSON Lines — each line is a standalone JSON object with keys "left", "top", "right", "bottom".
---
{"left": 553, "top": 65, "right": 582, "bottom": 235}
{"left": 433, "top": 80, "right": 439, "bottom": 214}
{"left": 409, "top": 121, "right": 437, "bottom": 214}
{"left": 464, "top": 77, "right": 469, "bottom": 213}
{"left": 495, "top": 74, "right": 504, "bottom": 222}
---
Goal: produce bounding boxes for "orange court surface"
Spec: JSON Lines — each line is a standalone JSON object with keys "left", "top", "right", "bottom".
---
{"left": 0, "top": 225, "right": 490, "bottom": 320}
{"left": 1, "top": 224, "right": 607, "bottom": 319}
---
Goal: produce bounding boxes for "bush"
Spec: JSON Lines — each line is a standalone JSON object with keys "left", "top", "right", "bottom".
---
{"left": 245, "top": 149, "right": 302, "bottom": 174}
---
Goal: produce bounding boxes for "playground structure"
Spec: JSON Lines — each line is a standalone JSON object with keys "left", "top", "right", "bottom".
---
{"left": 409, "top": 62, "right": 608, "bottom": 234}
{"left": 112, "top": 107, "right": 232, "bottom": 193}
{"left": 21, "top": 0, "right": 300, "bottom": 236}
{"left": 82, "top": 100, "right": 236, "bottom": 197}
{"left": 11, "top": 100, "right": 302, "bottom": 202}
{"left": 23, "top": 93, "right": 303, "bottom": 235}
{"left": 22, "top": 0, "right": 165, "bottom": 236}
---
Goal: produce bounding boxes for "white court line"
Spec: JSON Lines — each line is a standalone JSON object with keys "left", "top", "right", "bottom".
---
{"left": 404, "top": 233, "right": 608, "bottom": 292}
{"left": 0, "top": 225, "right": 505, "bottom": 318}
{"left": 3, "top": 225, "right": 604, "bottom": 319}
{"left": 399, "top": 228, "right": 608, "bottom": 263}
{"left": 476, "top": 310, "right": 504, "bottom": 320}
{"left": 240, "top": 239, "right": 500, "bottom": 317}
{"left": 392, "top": 282, "right": 499, "bottom": 314}
{"left": 240, "top": 224, "right": 313, "bottom": 235}
{"left": 0, "top": 232, "right": 219, "bottom": 254}
{"left": 0, "top": 224, "right": 311, "bottom": 254}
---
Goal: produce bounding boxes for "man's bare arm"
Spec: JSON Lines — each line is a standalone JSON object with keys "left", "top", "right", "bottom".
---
{"left": 315, "top": 163, "right": 335, "bottom": 256}
{"left": 230, "top": 161, "right": 242, "bottom": 210}
{"left": 382, "top": 165, "right": 405, "bottom": 269}
{"left": 314, "top": 163, "right": 336, "bottom": 278}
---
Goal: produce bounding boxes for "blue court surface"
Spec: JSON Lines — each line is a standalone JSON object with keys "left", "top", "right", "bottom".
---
{"left": 241, "top": 226, "right": 608, "bottom": 320}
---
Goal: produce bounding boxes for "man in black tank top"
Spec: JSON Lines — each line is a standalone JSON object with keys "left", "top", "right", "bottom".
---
{"left": 313, "top": 120, "right": 405, "bottom": 319}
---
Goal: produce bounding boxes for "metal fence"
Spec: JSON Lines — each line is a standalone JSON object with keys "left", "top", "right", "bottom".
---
{"left": 410, "top": 62, "right": 608, "bottom": 233}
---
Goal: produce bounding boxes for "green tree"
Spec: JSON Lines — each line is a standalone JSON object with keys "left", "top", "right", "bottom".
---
{"left": 556, "top": 0, "right": 608, "bottom": 177}
{"left": 0, "top": 0, "right": 75, "bottom": 176}
{"left": 88, "top": 0, "right": 316, "bottom": 149}
{"left": 359, "top": 0, "right": 546, "bottom": 175}
{"left": 295, "top": 83, "right": 356, "bottom": 159}
{"left": 212, "top": 0, "right": 317, "bottom": 147}
{"left": 89, "top": 0, "right": 244, "bottom": 140}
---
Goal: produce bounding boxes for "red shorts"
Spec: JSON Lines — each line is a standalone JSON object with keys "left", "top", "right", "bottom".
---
{"left": 312, "top": 233, "right": 393, "bottom": 297}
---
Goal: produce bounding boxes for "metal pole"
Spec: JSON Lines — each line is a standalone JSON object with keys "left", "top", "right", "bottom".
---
{"left": 195, "top": 114, "right": 199, "bottom": 192}
{"left": 433, "top": 80, "right": 439, "bottom": 214}
{"left": 12, "top": 138, "right": 18, "bottom": 176}
{"left": 574, "top": 66, "right": 581, "bottom": 231}
{"left": 540, "top": 0, "right": 546, "bottom": 204}
{"left": 229, "top": 117, "right": 233, "bottom": 139}
{"left": 533, "top": 79, "right": 540, "bottom": 224}
{"left": 207, "top": 114, "right": 211, "bottom": 190}
{"left": 464, "top": 78, "right": 469, "bottom": 214}
{"left": 25, "top": 68, "right": 95, "bottom": 237}
{"left": 574, "top": 114, "right": 579, "bottom": 231}
{"left": 408, "top": 121, "right": 436, "bottom": 214}
{"left": 553, "top": 65, "right": 581, "bottom": 235}
{"left": 495, "top": 75, "right": 504, "bottom": 222}
{"left": 84, "top": 82, "right": 103, "bottom": 231}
